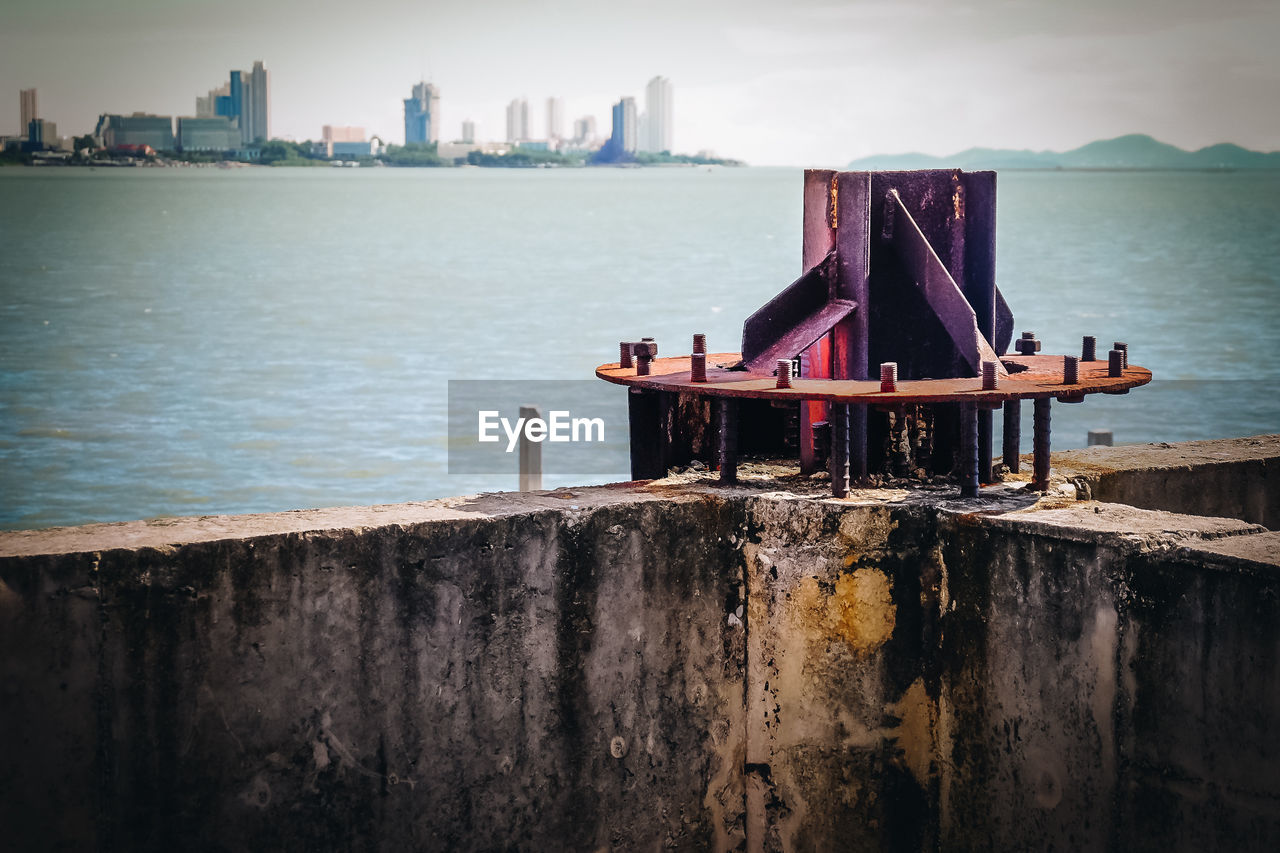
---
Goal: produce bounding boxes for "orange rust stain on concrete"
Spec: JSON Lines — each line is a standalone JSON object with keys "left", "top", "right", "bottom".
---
{"left": 830, "top": 569, "right": 896, "bottom": 653}
{"left": 789, "top": 568, "right": 897, "bottom": 655}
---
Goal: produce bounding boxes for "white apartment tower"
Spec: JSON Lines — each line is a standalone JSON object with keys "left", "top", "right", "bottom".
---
{"left": 505, "top": 98, "right": 529, "bottom": 143}
{"left": 642, "top": 76, "right": 673, "bottom": 154}
{"left": 546, "top": 97, "right": 564, "bottom": 141}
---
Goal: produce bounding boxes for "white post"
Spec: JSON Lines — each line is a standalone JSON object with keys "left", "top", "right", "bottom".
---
{"left": 518, "top": 405, "right": 542, "bottom": 492}
{"left": 1088, "top": 429, "right": 1114, "bottom": 447}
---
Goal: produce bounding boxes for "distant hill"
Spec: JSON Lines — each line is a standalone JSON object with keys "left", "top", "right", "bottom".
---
{"left": 847, "top": 134, "right": 1280, "bottom": 171}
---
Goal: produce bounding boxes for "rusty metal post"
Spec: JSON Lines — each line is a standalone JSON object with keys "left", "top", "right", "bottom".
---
{"left": 1032, "top": 397, "right": 1051, "bottom": 491}
{"left": 830, "top": 403, "right": 850, "bottom": 497}
{"left": 960, "top": 402, "right": 979, "bottom": 497}
{"left": 1002, "top": 400, "right": 1020, "bottom": 473}
{"left": 978, "top": 415, "right": 993, "bottom": 484}
{"left": 834, "top": 171, "right": 871, "bottom": 482}
{"left": 964, "top": 173, "right": 998, "bottom": 488}
{"left": 716, "top": 398, "right": 738, "bottom": 484}
{"left": 799, "top": 170, "right": 836, "bottom": 474}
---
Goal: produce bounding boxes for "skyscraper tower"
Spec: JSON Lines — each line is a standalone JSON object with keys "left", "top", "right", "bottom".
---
{"left": 505, "top": 98, "right": 529, "bottom": 143}
{"left": 404, "top": 81, "right": 440, "bottom": 145}
{"left": 606, "top": 96, "right": 637, "bottom": 159}
{"left": 19, "top": 88, "right": 37, "bottom": 132}
{"left": 643, "top": 76, "right": 673, "bottom": 154}
{"left": 196, "top": 62, "right": 268, "bottom": 145}
{"left": 245, "top": 61, "right": 270, "bottom": 143}
{"left": 228, "top": 71, "right": 246, "bottom": 141}
{"left": 461, "top": 120, "right": 476, "bottom": 144}
{"left": 546, "top": 97, "right": 564, "bottom": 141}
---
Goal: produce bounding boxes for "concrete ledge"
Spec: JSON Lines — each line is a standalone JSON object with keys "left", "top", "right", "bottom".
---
{"left": 1053, "top": 434, "right": 1279, "bottom": 528}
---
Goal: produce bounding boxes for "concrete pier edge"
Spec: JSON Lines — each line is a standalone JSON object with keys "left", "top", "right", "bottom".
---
{"left": 2, "top": 435, "right": 1277, "bottom": 851}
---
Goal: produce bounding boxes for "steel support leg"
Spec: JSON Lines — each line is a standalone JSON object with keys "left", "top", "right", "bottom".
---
{"left": 1003, "top": 400, "right": 1021, "bottom": 474}
{"left": 1033, "top": 397, "right": 1051, "bottom": 491}
{"left": 628, "top": 389, "right": 664, "bottom": 480}
{"left": 850, "top": 404, "right": 867, "bottom": 482}
{"left": 978, "top": 409, "right": 993, "bottom": 484}
{"left": 830, "top": 403, "right": 850, "bottom": 497}
{"left": 717, "top": 398, "right": 738, "bottom": 484}
{"left": 960, "top": 402, "right": 980, "bottom": 498}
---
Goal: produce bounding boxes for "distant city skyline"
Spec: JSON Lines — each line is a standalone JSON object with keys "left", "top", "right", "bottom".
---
{"left": 2, "top": 0, "right": 1277, "bottom": 165}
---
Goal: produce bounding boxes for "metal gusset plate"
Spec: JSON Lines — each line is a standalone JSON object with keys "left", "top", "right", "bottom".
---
{"left": 740, "top": 250, "right": 857, "bottom": 372}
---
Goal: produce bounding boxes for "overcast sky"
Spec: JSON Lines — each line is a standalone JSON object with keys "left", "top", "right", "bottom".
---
{"left": 2, "top": 0, "right": 1277, "bottom": 165}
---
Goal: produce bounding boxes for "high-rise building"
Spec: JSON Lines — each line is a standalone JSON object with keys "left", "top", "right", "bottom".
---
{"left": 461, "top": 120, "right": 476, "bottom": 144}
{"left": 642, "top": 76, "right": 673, "bottom": 153}
{"left": 605, "top": 96, "right": 637, "bottom": 159}
{"left": 244, "top": 61, "right": 270, "bottom": 143}
{"left": 505, "top": 98, "right": 529, "bottom": 143}
{"left": 194, "top": 61, "right": 269, "bottom": 145}
{"left": 20, "top": 88, "right": 37, "bottom": 132}
{"left": 26, "top": 119, "right": 56, "bottom": 151}
{"left": 404, "top": 81, "right": 440, "bottom": 145}
{"left": 196, "top": 83, "right": 229, "bottom": 119}
{"left": 572, "top": 116, "right": 596, "bottom": 145}
{"left": 546, "top": 97, "right": 564, "bottom": 141}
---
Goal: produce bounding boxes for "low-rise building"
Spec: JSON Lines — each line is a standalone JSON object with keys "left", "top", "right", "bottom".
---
{"left": 176, "top": 116, "right": 239, "bottom": 152}
{"left": 95, "top": 114, "right": 175, "bottom": 151}
{"left": 317, "top": 126, "right": 375, "bottom": 158}
{"left": 437, "top": 141, "right": 510, "bottom": 162}
{"left": 330, "top": 140, "right": 377, "bottom": 158}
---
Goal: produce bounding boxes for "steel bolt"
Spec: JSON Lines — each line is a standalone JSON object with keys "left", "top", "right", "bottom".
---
{"left": 690, "top": 352, "right": 707, "bottom": 383}
{"left": 880, "top": 362, "right": 898, "bottom": 393}
{"left": 692, "top": 333, "right": 706, "bottom": 355}
{"left": 619, "top": 342, "right": 633, "bottom": 369}
{"left": 1063, "top": 355, "right": 1079, "bottom": 385}
{"left": 634, "top": 342, "right": 656, "bottom": 376}
{"left": 775, "top": 359, "right": 792, "bottom": 389}
{"left": 1108, "top": 349, "right": 1123, "bottom": 377}
{"left": 1082, "top": 336, "right": 1097, "bottom": 362}
{"left": 1015, "top": 332, "right": 1041, "bottom": 356}
{"left": 1113, "top": 342, "right": 1128, "bottom": 368}
{"left": 981, "top": 360, "right": 999, "bottom": 391}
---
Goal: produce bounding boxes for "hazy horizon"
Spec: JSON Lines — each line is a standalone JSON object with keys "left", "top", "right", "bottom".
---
{"left": 2, "top": 0, "right": 1278, "bottom": 166}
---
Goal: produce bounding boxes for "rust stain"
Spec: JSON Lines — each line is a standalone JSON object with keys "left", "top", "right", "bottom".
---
{"left": 829, "top": 174, "right": 839, "bottom": 230}
{"left": 790, "top": 568, "right": 897, "bottom": 654}
{"left": 830, "top": 569, "right": 896, "bottom": 653}
{"left": 889, "top": 678, "right": 936, "bottom": 787}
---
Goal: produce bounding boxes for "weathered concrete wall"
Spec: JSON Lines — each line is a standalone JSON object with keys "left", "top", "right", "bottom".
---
{"left": 1, "top": 495, "right": 749, "bottom": 852}
{"left": 939, "top": 504, "right": 1280, "bottom": 850}
{"left": 2, "top": 436, "right": 1278, "bottom": 852}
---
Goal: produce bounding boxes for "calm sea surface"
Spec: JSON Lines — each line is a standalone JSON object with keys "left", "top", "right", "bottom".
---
{"left": 1, "top": 167, "right": 1277, "bottom": 529}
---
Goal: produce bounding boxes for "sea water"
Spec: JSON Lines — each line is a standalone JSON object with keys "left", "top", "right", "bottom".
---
{"left": 1, "top": 167, "right": 1277, "bottom": 528}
